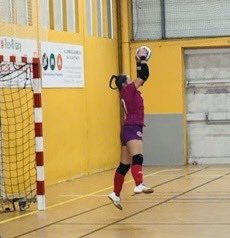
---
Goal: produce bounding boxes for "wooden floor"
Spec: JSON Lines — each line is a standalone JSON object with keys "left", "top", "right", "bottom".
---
{"left": 1, "top": 165, "right": 230, "bottom": 238}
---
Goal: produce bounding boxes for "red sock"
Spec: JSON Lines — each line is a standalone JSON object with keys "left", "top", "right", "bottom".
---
{"left": 114, "top": 172, "right": 125, "bottom": 196}
{"left": 131, "top": 164, "right": 143, "bottom": 186}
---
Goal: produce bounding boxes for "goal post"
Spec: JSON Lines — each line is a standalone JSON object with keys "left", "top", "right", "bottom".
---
{"left": 0, "top": 55, "right": 45, "bottom": 211}
{"left": 32, "top": 57, "right": 45, "bottom": 211}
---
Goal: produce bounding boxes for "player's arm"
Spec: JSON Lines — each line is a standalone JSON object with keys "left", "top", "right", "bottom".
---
{"left": 133, "top": 46, "right": 151, "bottom": 89}
{"left": 134, "top": 61, "right": 149, "bottom": 89}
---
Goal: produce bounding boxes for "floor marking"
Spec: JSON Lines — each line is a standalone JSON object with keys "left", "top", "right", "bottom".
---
{"left": 0, "top": 168, "right": 185, "bottom": 225}
{"left": 60, "top": 194, "right": 82, "bottom": 197}
{"left": 190, "top": 174, "right": 230, "bottom": 177}
{"left": 60, "top": 194, "right": 108, "bottom": 197}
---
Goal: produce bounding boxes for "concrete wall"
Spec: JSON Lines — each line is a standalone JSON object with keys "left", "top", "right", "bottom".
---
{"left": 143, "top": 114, "right": 183, "bottom": 165}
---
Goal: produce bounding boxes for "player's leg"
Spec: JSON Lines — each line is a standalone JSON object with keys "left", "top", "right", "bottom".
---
{"left": 127, "top": 139, "right": 153, "bottom": 194}
{"left": 113, "top": 146, "right": 131, "bottom": 197}
{"left": 127, "top": 139, "right": 143, "bottom": 185}
{"left": 108, "top": 146, "right": 131, "bottom": 210}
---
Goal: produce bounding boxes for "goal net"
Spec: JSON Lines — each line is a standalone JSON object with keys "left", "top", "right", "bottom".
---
{"left": 0, "top": 57, "right": 37, "bottom": 212}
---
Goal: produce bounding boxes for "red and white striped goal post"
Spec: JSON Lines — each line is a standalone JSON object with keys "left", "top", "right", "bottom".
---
{"left": 0, "top": 55, "right": 45, "bottom": 211}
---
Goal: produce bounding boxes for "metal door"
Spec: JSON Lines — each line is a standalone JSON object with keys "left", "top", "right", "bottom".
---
{"left": 185, "top": 48, "right": 230, "bottom": 164}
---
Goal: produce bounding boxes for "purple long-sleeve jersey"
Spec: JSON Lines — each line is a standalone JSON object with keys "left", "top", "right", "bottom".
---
{"left": 120, "top": 82, "right": 144, "bottom": 126}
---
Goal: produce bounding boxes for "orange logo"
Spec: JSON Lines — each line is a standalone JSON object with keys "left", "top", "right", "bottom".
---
{"left": 57, "top": 54, "right": 63, "bottom": 71}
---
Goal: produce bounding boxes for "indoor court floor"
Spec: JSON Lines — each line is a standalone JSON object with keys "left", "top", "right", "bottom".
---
{"left": 1, "top": 165, "right": 230, "bottom": 238}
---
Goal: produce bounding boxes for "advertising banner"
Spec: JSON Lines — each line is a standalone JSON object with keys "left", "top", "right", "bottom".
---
{"left": 41, "top": 42, "right": 84, "bottom": 88}
{"left": 0, "top": 36, "right": 37, "bottom": 57}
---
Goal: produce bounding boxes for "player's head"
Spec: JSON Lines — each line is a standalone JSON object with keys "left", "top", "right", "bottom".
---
{"left": 109, "top": 74, "right": 130, "bottom": 90}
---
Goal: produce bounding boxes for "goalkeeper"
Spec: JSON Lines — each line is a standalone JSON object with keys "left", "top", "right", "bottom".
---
{"left": 108, "top": 46, "right": 153, "bottom": 210}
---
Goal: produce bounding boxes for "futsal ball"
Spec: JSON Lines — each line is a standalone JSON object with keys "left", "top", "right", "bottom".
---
{"left": 136, "top": 46, "right": 152, "bottom": 61}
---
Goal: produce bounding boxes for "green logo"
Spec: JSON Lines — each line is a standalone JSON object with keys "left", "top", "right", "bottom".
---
{"left": 50, "top": 53, "right": 55, "bottom": 70}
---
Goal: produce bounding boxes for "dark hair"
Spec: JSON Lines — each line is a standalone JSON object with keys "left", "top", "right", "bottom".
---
{"left": 109, "top": 74, "right": 127, "bottom": 90}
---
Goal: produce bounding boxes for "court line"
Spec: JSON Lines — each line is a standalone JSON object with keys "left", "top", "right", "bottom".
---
{"left": 60, "top": 194, "right": 109, "bottom": 197}
{"left": 9, "top": 167, "right": 209, "bottom": 238}
{"left": 102, "top": 222, "right": 230, "bottom": 226}
{"left": 77, "top": 171, "right": 230, "bottom": 238}
{"left": 175, "top": 198, "right": 230, "bottom": 200}
{"left": 131, "top": 166, "right": 209, "bottom": 196}
{"left": 56, "top": 222, "right": 230, "bottom": 226}
{"left": 0, "top": 168, "right": 183, "bottom": 225}
{"left": 151, "top": 166, "right": 209, "bottom": 189}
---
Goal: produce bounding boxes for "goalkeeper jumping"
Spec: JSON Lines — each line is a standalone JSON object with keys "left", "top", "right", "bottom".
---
{"left": 108, "top": 46, "right": 153, "bottom": 210}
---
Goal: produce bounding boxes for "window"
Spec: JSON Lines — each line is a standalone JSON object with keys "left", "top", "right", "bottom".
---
{"left": 165, "top": 0, "right": 230, "bottom": 38}
{"left": 54, "top": 0, "right": 63, "bottom": 31}
{"left": 40, "top": 0, "right": 49, "bottom": 28}
{"left": 132, "top": 0, "right": 162, "bottom": 40}
{"left": 107, "top": 0, "right": 113, "bottom": 38}
{"left": 15, "top": 0, "right": 28, "bottom": 25}
{"left": 86, "top": 0, "right": 113, "bottom": 38}
{"left": 86, "top": 0, "right": 92, "bottom": 35}
{"left": 66, "top": 0, "right": 75, "bottom": 32}
{"left": 132, "top": 0, "right": 230, "bottom": 40}
{"left": 0, "top": 0, "right": 31, "bottom": 25}
{"left": 0, "top": 0, "right": 13, "bottom": 23}
{"left": 96, "top": 0, "right": 103, "bottom": 37}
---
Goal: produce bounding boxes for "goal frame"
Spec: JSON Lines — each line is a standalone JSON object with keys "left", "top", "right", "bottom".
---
{"left": 0, "top": 54, "right": 45, "bottom": 211}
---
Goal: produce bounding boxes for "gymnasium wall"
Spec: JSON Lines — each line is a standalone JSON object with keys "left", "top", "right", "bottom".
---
{"left": 43, "top": 0, "right": 121, "bottom": 185}
{"left": 43, "top": 38, "right": 120, "bottom": 185}
{"left": 3, "top": 0, "right": 230, "bottom": 184}
{"left": 0, "top": 0, "right": 121, "bottom": 186}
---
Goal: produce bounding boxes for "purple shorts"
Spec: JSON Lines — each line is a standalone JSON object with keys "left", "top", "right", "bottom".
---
{"left": 120, "top": 125, "right": 143, "bottom": 146}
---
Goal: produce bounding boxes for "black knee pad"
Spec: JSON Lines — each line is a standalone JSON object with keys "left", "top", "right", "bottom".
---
{"left": 116, "top": 163, "right": 130, "bottom": 175}
{"left": 132, "top": 154, "right": 143, "bottom": 166}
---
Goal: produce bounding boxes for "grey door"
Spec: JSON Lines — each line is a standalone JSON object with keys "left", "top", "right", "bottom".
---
{"left": 185, "top": 48, "right": 230, "bottom": 164}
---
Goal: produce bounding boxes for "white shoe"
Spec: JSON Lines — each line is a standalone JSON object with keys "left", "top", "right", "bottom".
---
{"left": 134, "top": 184, "right": 154, "bottom": 194}
{"left": 108, "top": 192, "right": 122, "bottom": 210}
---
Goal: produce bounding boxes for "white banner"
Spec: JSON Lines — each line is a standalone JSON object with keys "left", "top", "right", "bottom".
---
{"left": 0, "top": 37, "right": 37, "bottom": 57}
{"left": 41, "top": 42, "right": 84, "bottom": 88}
{"left": 0, "top": 37, "right": 37, "bottom": 88}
